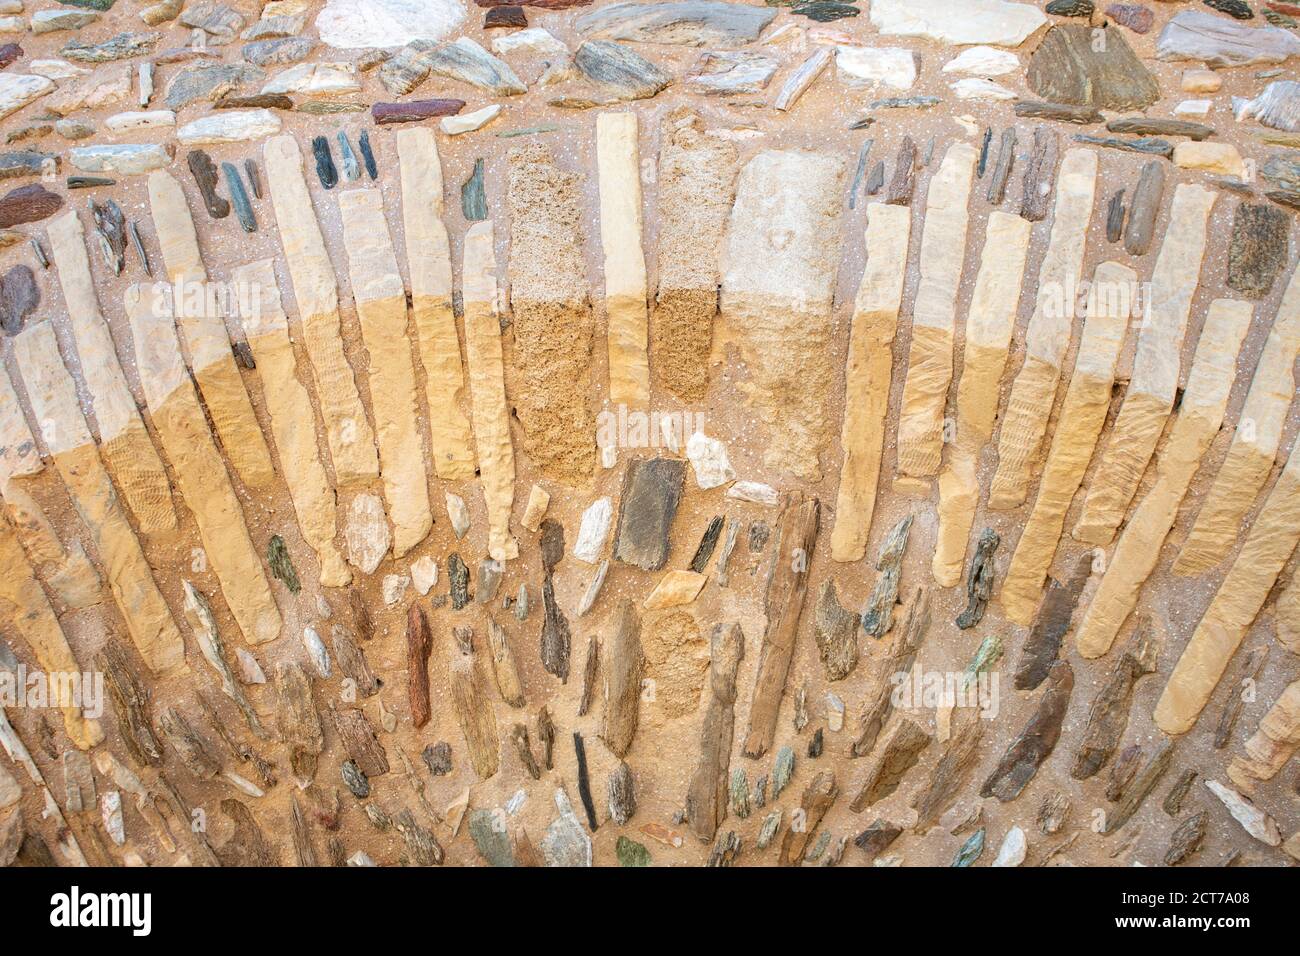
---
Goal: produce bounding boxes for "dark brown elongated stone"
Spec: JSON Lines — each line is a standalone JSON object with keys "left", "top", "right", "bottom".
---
{"left": 778, "top": 771, "right": 836, "bottom": 866}
{"left": 1104, "top": 738, "right": 1174, "bottom": 834}
{"left": 572, "top": 731, "right": 599, "bottom": 830}
{"left": 449, "top": 552, "right": 470, "bottom": 609}
{"left": 485, "top": 616, "right": 525, "bottom": 708}
{"left": 684, "top": 621, "right": 744, "bottom": 842}
{"left": 1107, "top": 117, "right": 1214, "bottom": 141}
{"left": 1020, "top": 126, "right": 1059, "bottom": 222}
{"left": 372, "top": 98, "right": 465, "bottom": 125}
{"left": 89, "top": 197, "right": 126, "bottom": 274}
{"left": 0, "top": 264, "right": 38, "bottom": 335}
{"left": 1124, "top": 160, "right": 1165, "bottom": 255}
{"left": 395, "top": 808, "right": 444, "bottom": 865}
{"left": 884, "top": 135, "right": 916, "bottom": 206}
{"left": 1027, "top": 23, "right": 1158, "bottom": 111}
{"left": 913, "top": 712, "right": 983, "bottom": 833}
{"left": 537, "top": 706, "right": 555, "bottom": 769}
{"left": 276, "top": 661, "right": 323, "bottom": 784}
{"left": 215, "top": 92, "right": 293, "bottom": 109}
{"left": 814, "top": 579, "right": 860, "bottom": 681}
{"left": 407, "top": 604, "right": 432, "bottom": 728}
{"left": 243, "top": 157, "right": 262, "bottom": 198}
{"left": 449, "top": 627, "right": 500, "bottom": 780}
{"left": 1014, "top": 552, "right": 1092, "bottom": 690}
{"left": 540, "top": 575, "right": 571, "bottom": 681}
{"left": 1038, "top": 791, "right": 1071, "bottom": 833}
{"left": 97, "top": 642, "right": 164, "bottom": 766}
{"left": 1214, "top": 646, "right": 1267, "bottom": 749}
{"left": 216, "top": 798, "right": 279, "bottom": 866}
{"left": 1227, "top": 202, "right": 1289, "bottom": 298}
{"left": 978, "top": 127, "right": 992, "bottom": 178}
{"left": 1164, "top": 810, "right": 1208, "bottom": 865}
{"left": 689, "top": 515, "right": 724, "bottom": 572}
{"left": 852, "top": 587, "right": 930, "bottom": 757}
{"left": 331, "top": 705, "right": 389, "bottom": 777}
{"left": 853, "top": 818, "right": 902, "bottom": 860}
{"left": 577, "top": 635, "right": 599, "bottom": 716}
{"left": 485, "top": 4, "right": 527, "bottom": 25}
{"left": 607, "top": 761, "right": 635, "bottom": 824}
{"left": 158, "top": 706, "right": 221, "bottom": 780}
{"left": 601, "top": 599, "right": 643, "bottom": 757}
{"left": 986, "top": 127, "right": 1017, "bottom": 204}
{"left": 956, "top": 528, "right": 999, "bottom": 629}
{"left": 1105, "top": 743, "right": 1144, "bottom": 801}
{"left": 289, "top": 793, "right": 317, "bottom": 867}
{"left": 613, "top": 457, "right": 686, "bottom": 570}
{"left": 0, "top": 183, "right": 61, "bottom": 230}
{"left": 66, "top": 176, "right": 113, "bottom": 189}
{"left": 1072, "top": 619, "right": 1159, "bottom": 779}
{"left": 864, "top": 160, "right": 885, "bottom": 196}
{"left": 981, "top": 661, "right": 1074, "bottom": 802}
{"left": 1163, "top": 768, "right": 1199, "bottom": 816}
{"left": 850, "top": 719, "right": 930, "bottom": 811}
{"left": 1013, "top": 99, "right": 1104, "bottom": 124}
{"left": 862, "top": 514, "right": 912, "bottom": 638}
{"left": 186, "top": 149, "right": 229, "bottom": 220}
{"left": 510, "top": 722, "right": 541, "bottom": 779}
{"left": 349, "top": 588, "right": 373, "bottom": 642}
{"left": 1106, "top": 188, "right": 1126, "bottom": 242}
{"left": 742, "top": 492, "right": 820, "bottom": 759}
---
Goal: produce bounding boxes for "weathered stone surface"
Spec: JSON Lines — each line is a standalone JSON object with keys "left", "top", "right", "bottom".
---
{"left": 178, "top": 108, "right": 282, "bottom": 145}
{"left": 613, "top": 457, "right": 685, "bottom": 571}
{"left": 1106, "top": 3, "right": 1153, "bottom": 33}
{"left": 861, "top": 514, "right": 911, "bottom": 638}
{"left": 814, "top": 580, "right": 860, "bottom": 681}
{"left": 1072, "top": 622, "right": 1159, "bottom": 779}
{"left": 62, "top": 31, "right": 159, "bottom": 63}
{"left": 1028, "top": 24, "right": 1157, "bottom": 111}
{"left": 165, "top": 63, "right": 264, "bottom": 109}
{"left": 686, "top": 50, "right": 776, "bottom": 94}
{"left": 1206, "top": 780, "right": 1281, "bottom": 845}
{"left": 316, "top": 0, "right": 467, "bottom": 49}
{"left": 0, "top": 264, "right": 37, "bottom": 334}
{"left": 374, "top": 98, "right": 465, "bottom": 126}
{"left": 1236, "top": 80, "right": 1300, "bottom": 133}
{"left": 850, "top": 719, "right": 930, "bottom": 810}
{"left": 980, "top": 662, "right": 1073, "bottom": 802}
{"left": 1228, "top": 678, "right": 1300, "bottom": 789}
{"left": 1156, "top": 10, "right": 1300, "bottom": 68}
{"left": 573, "top": 40, "right": 670, "bottom": 101}
{"left": 773, "top": 46, "right": 830, "bottom": 112}
{"left": 575, "top": 2, "right": 774, "bottom": 47}
{"left": 852, "top": 588, "right": 930, "bottom": 758}
{"left": 1227, "top": 202, "right": 1288, "bottom": 298}
{"left": 955, "top": 528, "right": 999, "bottom": 629}
{"left": 344, "top": 494, "right": 390, "bottom": 574}
{"left": 243, "top": 36, "right": 315, "bottom": 67}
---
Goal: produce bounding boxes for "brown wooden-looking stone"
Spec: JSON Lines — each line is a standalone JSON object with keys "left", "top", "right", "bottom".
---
{"left": 449, "top": 628, "right": 501, "bottom": 780}
{"left": 331, "top": 706, "right": 389, "bottom": 778}
{"left": 485, "top": 4, "right": 527, "bottom": 26}
{"left": 850, "top": 719, "right": 930, "bottom": 811}
{"left": 1214, "top": 646, "right": 1268, "bottom": 750}
{"left": 1072, "top": 620, "right": 1160, "bottom": 779}
{"left": 913, "top": 711, "right": 983, "bottom": 832}
{"left": 1014, "top": 100, "right": 1105, "bottom": 124}
{"left": 852, "top": 587, "right": 931, "bottom": 757}
{"left": 1019, "top": 126, "right": 1059, "bottom": 222}
{"left": 778, "top": 771, "right": 836, "bottom": 866}
{"left": 1227, "top": 202, "right": 1289, "bottom": 299}
{"left": 1014, "top": 552, "right": 1092, "bottom": 690}
{"left": 372, "top": 99, "right": 466, "bottom": 125}
{"left": 215, "top": 798, "right": 279, "bottom": 866}
{"left": 884, "top": 135, "right": 916, "bottom": 206}
{"left": 813, "top": 579, "right": 860, "bottom": 681}
{"left": 601, "top": 599, "right": 643, "bottom": 758}
{"left": 0, "top": 184, "right": 62, "bottom": 228}
{"left": 612, "top": 457, "right": 686, "bottom": 571}
{"left": 1026, "top": 24, "right": 1158, "bottom": 111}
{"left": 986, "top": 127, "right": 1017, "bottom": 204}
{"left": 1164, "top": 810, "right": 1208, "bottom": 865}
{"left": 1124, "top": 160, "right": 1165, "bottom": 256}
{"left": 684, "top": 621, "right": 744, "bottom": 843}
{"left": 97, "top": 641, "right": 163, "bottom": 767}
{"left": 1104, "top": 738, "right": 1174, "bottom": 834}
{"left": 276, "top": 661, "right": 323, "bottom": 785}
{"left": 853, "top": 818, "right": 902, "bottom": 860}
{"left": 1106, "top": 117, "right": 1214, "bottom": 141}
{"left": 186, "top": 149, "right": 229, "bottom": 219}
{"left": 407, "top": 604, "right": 432, "bottom": 729}
{"left": 981, "top": 661, "right": 1074, "bottom": 802}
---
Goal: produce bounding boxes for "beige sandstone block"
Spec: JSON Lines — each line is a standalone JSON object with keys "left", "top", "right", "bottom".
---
{"left": 45, "top": 208, "right": 176, "bottom": 534}
{"left": 462, "top": 221, "right": 519, "bottom": 563}
{"left": 1075, "top": 300, "right": 1251, "bottom": 659}
{"left": 521, "top": 483, "right": 550, "bottom": 533}
{"left": 1074, "top": 184, "right": 1217, "bottom": 546}
{"left": 829, "top": 203, "right": 912, "bottom": 563}
{"left": 933, "top": 211, "right": 1033, "bottom": 586}
{"left": 125, "top": 285, "right": 282, "bottom": 647}
{"left": 1155, "top": 436, "right": 1300, "bottom": 734}
{"left": 1000, "top": 261, "right": 1134, "bottom": 626}
{"left": 263, "top": 134, "right": 378, "bottom": 485}
{"left": 337, "top": 187, "right": 432, "bottom": 559}
{"left": 233, "top": 258, "right": 350, "bottom": 588}
{"left": 0, "top": 363, "right": 100, "bottom": 609}
{"left": 13, "top": 322, "right": 185, "bottom": 674}
{"left": 597, "top": 112, "right": 650, "bottom": 410}
{"left": 1172, "top": 141, "right": 1244, "bottom": 178}
{"left": 0, "top": 512, "right": 103, "bottom": 750}
{"left": 1175, "top": 260, "right": 1300, "bottom": 576}
{"left": 721, "top": 149, "right": 845, "bottom": 482}
{"left": 1278, "top": 572, "right": 1300, "bottom": 654}
{"left": 147, "top": 170, "right": 276, "bottom": 490}
{"left": 394, "top": 127, "right": 476, "bottom": 481}
{"left": 989, "top": 148, "right": 1098, "bottom": 510}
{"left": 643, "top": 569, "right": 707, "bottom": 610}
{"left": 1228, "top": 679, "right": 1300, "bottom": 791}
{"left": 896, "top": 141, "right": 978, "bottom": 481}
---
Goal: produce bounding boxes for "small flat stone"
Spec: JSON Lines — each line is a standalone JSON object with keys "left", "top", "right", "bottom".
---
{"left": 61, "top": 31, "right": 159, "bottom": 63}
{"left": 685, "top": 50, "right": 777, "bottom": 94}
{"left": 241, "top": 13, "right": 308, "bottom": 41}
{"left": 165, "top": 63, "right": 264, "bottom": 109}
{"left": 1227, "top": 202, "right": 1289, "bottom": 298}
{"left": 1046, "top": 0, "right": 1094, "bottom": 15}
{"left": 573, "top": 39, "right": 670, "bottom": 101}
{"left": 573, "top": 496, "right": 613, "bottom": 563}
{"left": 104, "top": 109, "right": 174, "bottom": 132}
{"left": 1181, "top": 68, "right": 1221, "bottom": 93}
{"left": 613, "top": 457, "right": 686, "bottom": 571}
{"left": 726, "top": 480, "right": 778, "bottom": 505}
{"left": 1173, "top": 140, "right": 1244, "bottom": 177}
{"left": 243, "top": 36, "right": 316, "bottom": 67}
{"left": 0, "top": 73, "right": 54, "bottom": 120}
{"left": 31, "top": 10, "right": 101, "bottom": 33}
{"left": 441, "top": 103, "right": 502, "bottom": 135}
{"left": 836, "top": 45, "right": 916, "bottom": 90}
{"left": 685, "top": 431, "right": 735, "bottom": 489}
{"left": 575, "top": 1, "right": 775, "bottom": 47}
{"left": 345, "top": 493, "right": 390, "bottom": 574}
{"left": 177, "top": 109, "right": 281, "bottom": 145}
{"left": 1105, "top": 3, "right": 1153, "bottom": 33}
{"left": 492, "top": 26, "right": 566, "bottom": 55}
{"left": 942, "top": 45, "right": 1019, "bottom": 76}
{"left": 187, "top": 149, "right": 229, "bottom": 218}
{"left": 1204, "top": 0, "right": 1255, "bottom": 19}
{"left": 180, "top": 1, "right": 245, "bottom": 44}
{"left": 461, "top": 156, "right": 486, "bottom": 218}
{"left": 0, "top": 264, "right": 38, "bottom": 335}
{"left": 1156, "top": 10, "right": 1300, "bottom": 68}
{"left": 69, "top": 143, "right": 171, "bottom": 175}
{"left": 1027, "top": 23, "right": 1158, "bottom": 111}
{"left": 485, "top": 5, "right": 527, "bottom": 27}
{"left": 410, "top": 555, "right": 438, "bottom": 595}
{"left": 642, "top": 569, "right": 706, "bottom": 609}
{"left": 373, "top": 98, "right": 465, "bottom": 125}
{"left": 0, "top": 150, "right": 56, "bottom": 180}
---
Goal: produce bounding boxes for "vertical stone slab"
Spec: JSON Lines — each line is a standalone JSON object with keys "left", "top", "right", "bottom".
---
{"left": 1075, "top": 300, "right": 1251, "bottom": 659}
{"left": 896, "top": 141, "right": 978, "bottom": 482}
{"left": 933, "top": 212, "right": 1033, "bottom": 586}
{"left": 337, "top": 187, "right": 432, "bottom": 559}
{"left": 394, "top": 127, "right": 476, "bottom": 481}
{"left": 1174, "top": 260, "right": 1300, "bottom": 576}
{"left": 1278, "top": 572, "right": 1300, "bottom": 654}
{"left": 650, "top": 109, "right": 737, "bottom": 404}
{"left": 0, "top": 364, "right": 100, "bottom": 609}
{"left": 999, "top": 262, "right": 1134, "bottom": 626}
{"left": 462, "top": 221, "right": 518, "bottom": 562}
{"left": 507, "top": 143, "right": 596, "bottom": 485}
{"left": 13, "top": 322, "right": 185, "bottom": 675}
{"left": 44, "top": 209, "right": 176, "bottom": 534}
{"left": 597, "top": 112, "right": 650, "bottom": 410}
{"left": 989, "top": 148, "right": 1098, "bottom": 510}
{"left": 263, "top": 134, "right": 378, "bottom": 485}
{"left": 232, "top": 258, "right": 350, "bottom": 587}
{"left": 0, "top": 512, "right": 102, "bottom": 750}
{"left": 830, "top": 202, "right": 911, "bottom": 563}
{"left": 721, "top": 149, "right": 845, "bottom": 483}
{"left": 1155, "top": 435, "right": 1300, "bottom": 734}
{"left": 1228, "top": 679, "right": 1300, "bottom": 791}
{"left": 1074, "top": 184, "right": 1218, "bottom": 545}
{"left": 124, "top": 285, "right": 282, "bottom": 647}
{"left": 147, "top": 170, "right": 276, "bottom": 490}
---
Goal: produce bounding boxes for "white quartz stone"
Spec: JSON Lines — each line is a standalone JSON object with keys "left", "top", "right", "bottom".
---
{"left": 410, "top": 555, "right": 438, "bottom": 595}
{"left": 870, "top": 0, "right": 1047, "bottom": 48}
{"left": 440, "top": 103, "right": 500, "bottom": 135}
{"left": 835, "top": 45, "right": 916, "bottom": 91}
{"left": 1175, "top": 99, "right": 1212, "bottom": 117}
{"left": 104, "top": 109, "right": 175, "bottom": 131}
{"left": 686, "top": 430, "right": 736, "bottom": 489}
{"left": 177, "top": 108, "right": 282, "bottom": 145}
{"left": 382, "top": 573, "right": 409, "bottom": 605}
{"left": 236, "top": 648, "right": 267, "bottom": 684}
{"left": 0, "top": 73, "right": 54, "bottom": 120}
{"left": 993, "top": 826, "right": 1027, "bottom": 866}
{"left": 573, "top": 496, "right": 612, "bottom": 564}
{"left": 941, "top": 45, "right": 1019, "bottom": 76}
{"left": 950, "top": 77, "right": 1016, "bottom": 100}
{"left": 445, "top": 492, "right": 470, "bottom": 539}
{"left": 261, "top": 62, "right": 360, "bottom": 96}
{"left": 726, "top": 480, "right": 779, "bottom": 506}
{"left": 302, "top": 626, "right": 331, "bottom": 678}
{"left": 491, "top": 27, "right": 566, "bottom": 57}
{"left": 28, "top": 59, "right": 89, "bottom": 79}
{"left": 316, "top": 0, "right": 466, "bottom": 49}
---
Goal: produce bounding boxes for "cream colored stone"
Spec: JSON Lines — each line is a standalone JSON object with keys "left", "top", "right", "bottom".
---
{"left": 125, "top": 285, "right": 282, "bottom": 648}
{"left": 461, "top": 221, "right": 519, "bottom": 562}
{"left": 830, "top": 202, "right": 911, "bottom": 563}
{"left": 597, "top": 111, "right": 650, "bottom": 409}
{"left": 262, "top": 62, "right": 359, "bottom": 96}
{"left": 999, "top": 261, "right": 1134, "bottom": 626}
{"left": 521, "top": 483, "right": 550, "bottom": 533}
{"left": 394, "top": 127, "right": 475, "bottom": 481}
{"left": 897, "top": 141, "right": 977, "bottom": 481}
{"left": 233, "top": 258, "right": 351, "bottom": 587}
{"left": 1172, "top": 141, "right": 1244, "bottom": 178}
{"left": 337, "top": 187, "right": 432, "bottom": 559}
{"left": 177, "top": 109, "right": 282, "bottom": 145}
{"left": 932, "top": 211, "right": 1032, "bottom": 586}
{"left": 263, "top": 134, "right": 378, "bottom": 483}
{"left": 104, "top": 109, "right": 175, "bottom": 131}
{"left": 148, "top": 170, "right": 276, "bottom": 489}
{"left": 1075, "top": 300, "right": 1251, "bottom": 659}
{"left": 643, "top": 570, "right": 707, "bottom": 610}
{"left": 1228, "top": 679, "right": 1300, "bottom": 791}
{"left": 0, "top": 73, "right": 54, "bottom": 119}
{"left": 989, "top": 148, "right": 1097, "bottom": 510}
{"left": 1181, "top": 68, "right": 1221, "bottom": 93}
{"left": 1074, "top": 184, "right": 1217, "bottom": 546}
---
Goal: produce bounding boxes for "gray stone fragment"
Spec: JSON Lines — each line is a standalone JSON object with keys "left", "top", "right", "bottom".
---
{"left": 468, "top": 808, "right": 514, "bottom": 866}
{"left": 573, "top": 40, "right": 671, "bottom": 102}
{"left": 165, "top": 64, "right": 264, "bottom": 109}
{"left": 612, "top": 457, "right": 686, "bottom": 571}
{"left": 62, "top": 32, "right": 160, "bottom": 63}
{"left": 425, "top": 37, "right": 526, "bottom": 95}
{"left": 576, "top": 1, "right": 776, "bottom": 48}
{"left": 242, "top": 36, "right": 315, "bottom": 67}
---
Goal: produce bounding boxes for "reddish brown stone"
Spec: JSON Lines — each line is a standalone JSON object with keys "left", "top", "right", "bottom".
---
{"left": 485, "top": 5, "right": 528, "bottom": 26}
{"left": 372, "top": 99, "right": 465, "bottom": 125}
{"left": 0, "top": 44, "right": 21, "bottom": 70}
{"left": 1105, "top": 3, "right": 1154, "bottom": 33}
{"left": 0, "top": 184, "right": 62, "bottom": 229}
